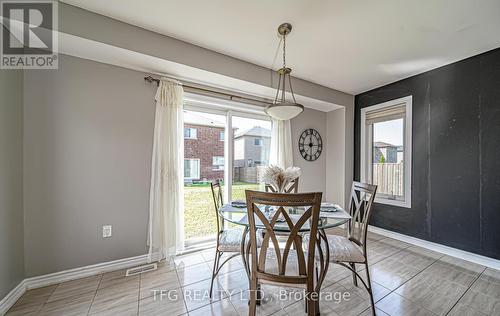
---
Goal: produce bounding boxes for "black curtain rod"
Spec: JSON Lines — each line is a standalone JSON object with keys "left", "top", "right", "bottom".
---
{"left": 144, "top": 75, "right": 273, "bottom": 106}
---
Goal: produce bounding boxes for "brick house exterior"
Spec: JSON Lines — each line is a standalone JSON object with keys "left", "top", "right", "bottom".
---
{"left": 184, "top": 123, "right": 225, "bottom": 181}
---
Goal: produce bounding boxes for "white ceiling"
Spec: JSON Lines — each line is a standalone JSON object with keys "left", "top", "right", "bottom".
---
{"left": 61, "top": 0, "right": 500, "bottom": 94}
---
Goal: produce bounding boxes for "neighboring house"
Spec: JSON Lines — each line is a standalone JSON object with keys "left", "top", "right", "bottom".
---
{"left": 373, "top": 141, "right": 398, "bottom": 163}
{"left": 234, "top": 126, "right": 271, "bottom": 167}
{"left": 184, "top": 111, "right": 225, "bottom": 181}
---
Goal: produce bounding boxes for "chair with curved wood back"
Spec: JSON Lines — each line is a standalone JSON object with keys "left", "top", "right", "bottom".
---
{"left": 325, "top": 181, "right": 377, "bottom": 314}
{"left": 245, "top": 190, "right": 322, "bottom": 316}
{"left": 265, "top": 177, "right": 299, "bottom": 193}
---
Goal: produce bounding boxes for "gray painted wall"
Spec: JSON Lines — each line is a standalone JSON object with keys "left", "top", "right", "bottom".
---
{"left": 291, "top": 108, "right": 327, "bottom": 197}
{"left": 23, "top": 55, "right": 154, "bottom": 277}
{"left": 0, "top": 70, "right": 24, "bottom": 297}
{"left": 23, "top": 55, "right": 331, "bottom": 276}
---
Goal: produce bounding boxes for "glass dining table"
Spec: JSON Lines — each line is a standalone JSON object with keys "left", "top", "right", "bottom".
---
{"left": 218, "top": 202, "right": 352, "bottom": 308}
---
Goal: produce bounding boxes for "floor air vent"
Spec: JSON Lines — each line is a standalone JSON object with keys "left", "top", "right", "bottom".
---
{"left": 125, "top": 263, "right": 158, "bottom": 276}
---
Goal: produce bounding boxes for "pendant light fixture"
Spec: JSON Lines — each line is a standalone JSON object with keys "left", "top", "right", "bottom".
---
{"left": 265, "top": 23, "right": 304, "bottom": 120}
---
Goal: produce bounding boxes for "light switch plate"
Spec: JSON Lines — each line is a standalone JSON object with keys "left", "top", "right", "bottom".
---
{"left": 102, "top": 225, "right": 112, "bottom": 238}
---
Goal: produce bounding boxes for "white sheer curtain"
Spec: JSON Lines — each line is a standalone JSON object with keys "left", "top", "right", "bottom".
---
{"left": 147, "top": 78, "right": 185, "bottom": 261}
{"left": 269, "top": 118, "right": 293, "bottom": 168}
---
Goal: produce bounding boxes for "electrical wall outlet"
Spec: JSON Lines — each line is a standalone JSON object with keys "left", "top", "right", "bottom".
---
{"left": 102, "top": 225, "right": 112, "bottom": 238}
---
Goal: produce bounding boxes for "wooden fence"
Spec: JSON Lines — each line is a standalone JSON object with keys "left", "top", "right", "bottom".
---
{"left": 233, "top": 166, "right": 267, "bottom": 183}
{"left": 372, "top": 163, "right": 404, "bottom": 197}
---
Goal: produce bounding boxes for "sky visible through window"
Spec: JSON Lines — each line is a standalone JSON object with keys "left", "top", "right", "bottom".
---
{"left": 184, "top": 111, "right": 271, "bottom": 133}
{"left": 373, "top": 118, "right": 403, "bottom": 146}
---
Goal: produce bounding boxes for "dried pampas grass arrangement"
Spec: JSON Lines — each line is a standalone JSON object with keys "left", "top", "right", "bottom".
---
{"left": 262, "top": 165, "right": 301, "bottom": 193}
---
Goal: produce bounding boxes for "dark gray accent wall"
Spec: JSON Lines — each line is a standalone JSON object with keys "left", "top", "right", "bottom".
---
{"left": 0, "top": 70, "right": 24, "bottom": 298}
{"left": 355, "top": 48, "right": 500, "bottom": 259}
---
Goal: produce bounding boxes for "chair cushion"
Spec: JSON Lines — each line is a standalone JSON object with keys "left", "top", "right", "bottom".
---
{"left": 327, "top": 235, "right": 365, "bottom": 263}
{"left": 218, "top": 228, "right": 244, "bottom": 252}
{"left": 218, "top": 228, "right": 263, "bottom": 253}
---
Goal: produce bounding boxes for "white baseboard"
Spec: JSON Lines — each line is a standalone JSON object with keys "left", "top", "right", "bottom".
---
{"left": 0, "top": 254, "right": 149, "bottom": 315}
{"left": 369, "top": 225, "right": 500, "bottom": 270}
{"left": 0, "top": 280, "right": 26, "bottom": 316}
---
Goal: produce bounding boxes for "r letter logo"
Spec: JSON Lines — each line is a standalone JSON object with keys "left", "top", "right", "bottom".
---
{"left": 1, "top": 0, "right": 58, "bottom": 69}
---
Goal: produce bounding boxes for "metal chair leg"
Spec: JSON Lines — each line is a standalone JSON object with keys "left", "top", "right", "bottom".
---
{"left": 364, "top": 262, "right": 375, "bottom": 315}
{"left": 350, "top": 262, "right": 358, "bottom": 286}
{"left": 209, "top": 250, "right": 221, "bottom": 298}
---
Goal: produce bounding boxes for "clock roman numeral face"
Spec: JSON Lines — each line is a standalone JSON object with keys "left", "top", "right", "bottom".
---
{"left": 298, "top": 128, "right": 323, "bottom": 161}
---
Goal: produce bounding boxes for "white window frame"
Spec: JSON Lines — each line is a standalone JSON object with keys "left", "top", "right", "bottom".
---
{"left": 212, "top": 156, "right": 225, "bottom": 170}
{"left": 360, "top": 95, "right": 412, "bottom": 208}
{"left": 184, "top": 127, "right": 197, "bottom": 139}
{"left": 184, "top": 158, "right": 200, "bottom": 180}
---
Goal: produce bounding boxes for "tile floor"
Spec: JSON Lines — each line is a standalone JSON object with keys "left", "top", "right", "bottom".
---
{"left": 7, "top": 228, "right": 500, "bottom": 316}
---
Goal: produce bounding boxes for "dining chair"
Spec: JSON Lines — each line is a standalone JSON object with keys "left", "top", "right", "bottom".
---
{"left": 209, "top": 179, "right": 245, "bottom": 298}
{"left": 245, "top": 190, "right": 323, "bottom": 316}
{"left": 324, "top": 181, "right": 377, "bottom": 314}
{"left": 264, "top": 177, "right": 299, "bottom": 193}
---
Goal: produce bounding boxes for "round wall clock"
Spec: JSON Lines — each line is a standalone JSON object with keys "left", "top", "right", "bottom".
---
{"left": 299, "top": 128, "right": 323, "bottom": 161}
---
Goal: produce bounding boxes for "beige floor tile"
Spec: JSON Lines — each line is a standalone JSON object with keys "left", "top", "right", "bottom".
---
{"left": 177, "top": 262, "right": 213, "bottom": 286}
{"left": 89, "top": 300, "right": 139, "bottom": 316}
{"left": 469, "top": 269, "right": 500, "bottom": 300}
{"left": 455, "top": 288, "right": 500, "bottom": 315}
{"left": 188, "top": 298, "right": 238, "bottom": 316}
{"left": 447, "top": 302, "right": 488, "bottom": 316}
{"left": 38, "top": 290, "right": 95, "bottom": 316}
{"left": 175, "top": 253, "right": 206, "bottom": 269}
{"left": 368, "top": 258, "right": 421, "bottom": 290}
{"left": 217, "top": 269, "right": 250, "bottom": 295}
{"left": 201, "top": 248, "right": 218, "bottom": 262}
{"left": 10, "top": 284, "right": 56, "bottom": 310}
{"left": 321, "top": 263, "right": 356, "bottom": 287}
{"left": 376, "top": 238, "right": 412, "bottom": 250}
{"left": 357, "top": 306, "right": 389, "bottom": 316}
{"left": 366, "top": 242, "right": 403, "bottom": 265}
{"left": 438, "top": 256, "right": 485, "bottom": 275}
{"left": 366, "top": 232, "right": 387, "bottom": 242}
{"left": 140, "top": 269, "right": 180, "bottom": 300}
{"left": 229, "top": 285, "right": 299, "bottom": 316}
{"left": 99, "top": 268, "right": 140, "bottom": 289}
{"left": 388, "top": 247, "right": 441, "bottom": 271}
{"left": 320, "top": 283, "right": 371, "bottom": 316}
{"left": 395, "top": 272, "right": 467, "bottom": 315}
{"left": 337, "top": 277, "right": 391, "bottom": 303}
{"left": 88, "top": 277, "right": 140, "bottom": 314}
{"left": 139, "top": 293, "right": 187, "bottom": 316}
{"left": 47, "top": 274, "right": 101, "bottom": 302}
{"left": 206, "top": 255, "right": 245, "bottom": 276}
{"left": 376, "top": 292, "right": 436, "bottom": 316}
{"left": 182, "top": 278, "right": 227, "bottom": 311}
{"left": 5, "top": 302, "right": 44, "bottom": 316}
{"left": 421, "top": 259, "right": 483, "bottom": 287}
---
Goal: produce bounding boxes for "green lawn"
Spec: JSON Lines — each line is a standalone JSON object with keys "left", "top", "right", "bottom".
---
{"left": 183, "top": 182, "right": 262, "bottom": 240}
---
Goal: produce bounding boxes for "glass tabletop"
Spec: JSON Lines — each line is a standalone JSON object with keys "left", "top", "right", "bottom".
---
{"left": 219, "top": 203, "right": 351, "bottom": 232}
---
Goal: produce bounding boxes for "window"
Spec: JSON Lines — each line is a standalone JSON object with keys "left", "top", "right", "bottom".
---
{"left": 219, "top": 131, "right": 225, "bottom": 141}
{"left": 360, "top": 96, "right": 412, "bottom": 208}
{"left": 184, "top": 159, "right": 200, "bottom": 179}
{"left": 232, "top": 117, "right": 271, "bottom": 201}
{"left": 184, "top": 127, "right": 197, "bottom": 139}
{"left": 212, "top": 156, "right": 225, "bottom": 170}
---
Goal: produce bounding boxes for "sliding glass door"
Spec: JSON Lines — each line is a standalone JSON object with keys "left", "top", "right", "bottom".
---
{"left": 182, "top": 107, "right": 270, "bottom": 246}
{"left": 183, "top": 110, "right": 226, "bottom": 244}
{"left": 231, "top": 115, "right": 271, "bottom": 201}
